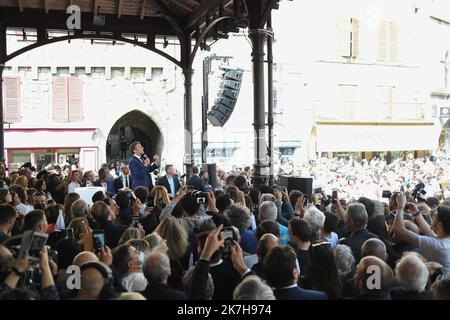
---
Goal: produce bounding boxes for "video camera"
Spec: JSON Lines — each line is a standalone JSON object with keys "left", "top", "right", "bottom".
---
{"left": 412, "top": 183, "right": 426, "bottom": 201}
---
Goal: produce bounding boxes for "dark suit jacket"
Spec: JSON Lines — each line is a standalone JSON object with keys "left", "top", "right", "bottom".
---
{"left": 129, "top": 156, "right": 158, "bottom": 190}
{"left": 100, "top": 221, "right": 129, "bottom": 249}
{"left": 186, "top": 175, "right": 208, "bottom": 192}
{"left": 390, "top": 287, "right": 430, "bottom": 300}
{"left": 274, "top": 286, "right": 328, "bottom": 300}
{"left": 141, "top": 283, "right": 187, "bottom": 300}
{"left": 209, "top": 260, "right": 242, "bottom": 300}
{"left": 93, "top": 180, "right": 115, "bottom": 195}
{"left": 113, "top": 175, "right": 133, "bottom": 193}
{"left": 340, "top": 228, "right": 380, "bottom": 263}
{"left": 350, "top": 291, "right": 391, "bottom": 300}
{"left": 187, "top": 259, "right": 212, "bottom": 300}
{"left": 157, "top": 175, "right": 181, "bottom": 197}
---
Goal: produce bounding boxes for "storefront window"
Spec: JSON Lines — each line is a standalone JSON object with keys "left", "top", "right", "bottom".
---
{"left": 35, "top": 149, "right": 56, "bottom": 171}
{"left": 9, "top": 150, "right": 31, "bottom": 171}
{"left": 57, "top": 149, "right": 80, "bottom": 167}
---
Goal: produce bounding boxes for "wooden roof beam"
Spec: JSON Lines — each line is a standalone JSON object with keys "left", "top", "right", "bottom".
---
{"left": 140, "top": 0, "right": 147, "bottom": 20}
{"left": 93, "top": 0, "right": 100, "bottom": 14}
{"left": 184, "top": 0, "right": 233, "bottom": 33}
{"left": 17, "top": 0, "right": 24, "bottom": 12}
{"left": 153, "top": 0, "right": 178, "bottom": 18}
{"left": 117, "top": 0, "right": 123, "bottom": 18}
{"left": 170, "top": 0, "right": 194, "bottom": 13}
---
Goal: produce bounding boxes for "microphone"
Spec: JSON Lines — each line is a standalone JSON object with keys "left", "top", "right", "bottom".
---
{"left": 142, "top": 154, "right": 148, "bottom": 160}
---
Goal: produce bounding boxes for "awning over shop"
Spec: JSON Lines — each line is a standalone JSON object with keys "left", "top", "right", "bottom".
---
{"left": 4, "top": 128, "right": 98, "bottom": 149}
{"left": 315, "top": 123, "right": 439, "bottom": 152}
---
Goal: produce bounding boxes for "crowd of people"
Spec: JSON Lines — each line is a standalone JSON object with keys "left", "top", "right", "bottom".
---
{"left": 0, "top": 147, "right": 449, "bottom": 300}
{"left": 273, "top": 152, "right": 450, "bottom": 202}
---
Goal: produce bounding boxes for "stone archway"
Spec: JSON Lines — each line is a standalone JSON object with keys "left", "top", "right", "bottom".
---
{"left": 107, "top": 110, "right": 164, "bottom": 161}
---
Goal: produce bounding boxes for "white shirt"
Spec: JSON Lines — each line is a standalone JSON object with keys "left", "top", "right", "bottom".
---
{"left": 418, "top": 236, "right": 450, "bottom": 275}
{"left": 16, "top": 203, "right": 32, "bottom": 215}
{"left": 122, "top": 175, "right": 131, "bottom": 189}
{"left": 122, "top": 272, "right": 148, "bottom": 292}
{"left": 68, "top": 181, "right": 81, "bottom": 193}
{"left": 134, "top": 154, "right": 143, "bottom": 163}
{"left": 139, "top": 203, "right": 147, "bottom": 217}
{"left": 243, "top": 254, "right": 258, "bottom": 269}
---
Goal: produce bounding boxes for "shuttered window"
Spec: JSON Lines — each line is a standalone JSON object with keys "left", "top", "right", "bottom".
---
{"left": 2, "top": 76, "right": 21, "bottom": 123}
{"left": 68, "top": 77, "right": 83, "bottom": 122}
{"left": 337, "top": 17, "right": 359, "bottom": 58}
{"left": 52, "top": 77, "right": 83, "bottom": 122}
{"left": 377, "top": 85, "right": 396, "bottom": 119}
{"left": 378, "top": 22, "right": 398, "bottom": 61}
{"left": 339, "top": 84, "right": 357, "bottom": 120}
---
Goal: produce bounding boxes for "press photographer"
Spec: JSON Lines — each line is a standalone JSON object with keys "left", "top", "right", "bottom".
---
{"left": 0, "top": 244, "right": 59, "bottom": 300}
{"left": 159, "top": 186, "right": 212, "bottom": 234}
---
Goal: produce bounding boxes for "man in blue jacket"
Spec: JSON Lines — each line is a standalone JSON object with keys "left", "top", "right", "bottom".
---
{"left": 128, "top": 141, "right": 159, "bottom": 190}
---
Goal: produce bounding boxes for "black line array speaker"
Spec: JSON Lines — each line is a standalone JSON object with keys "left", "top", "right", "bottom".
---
{"left": 279, "top": 176, "right": 313, "bottom": 197}
{"left": 201, "top": 163, "right": 217, "bottom": 191}
{"left": 207, "top": 68, "right": 243, "bottom": 126}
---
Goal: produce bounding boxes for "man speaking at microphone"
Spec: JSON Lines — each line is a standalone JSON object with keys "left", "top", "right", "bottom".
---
{"left": 128, "top": 141, "right": 160, "bottom": 190}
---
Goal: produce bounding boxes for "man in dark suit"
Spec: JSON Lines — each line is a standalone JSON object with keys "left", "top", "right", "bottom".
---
{"left": 186, "top": 166, "right": 208, "bottom": 192}
{"left": 113, "top": 164, "right": 133, "bottom": 193}
{"left": 339, "top": 203, "right": 379, "bottom": 263}
{"left": 141, "top": 251, "right": 187, "bottom": 300}
{"left": 157, "top": 164, "right": 181, "bottom": 198}
{"left": 128, "top": 141, "right": 159, "bottom": 191}
{"left": 263, "top": 246, "right": 328, "bottom": 300}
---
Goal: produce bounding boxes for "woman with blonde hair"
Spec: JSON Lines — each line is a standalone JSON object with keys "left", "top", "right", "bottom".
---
{"left": 14, "top": 176, "right": 28, "bottom": 190}
{"left": 143, "top": 232, "right": 168, "bottom": 253}
{"left": 68, "top": 217, "right": 92, "bottom": 243}
{"left": 141, "top": 186, "right": 171, "bottom": 234}
{"left": 154, "top": 217, "right": 191, "bottom": 290}
{"left": 150, "top": 186, "right": 171, "bottom": 208}
{"left": 118, "top": 227, "right": 143, "bottom": 245}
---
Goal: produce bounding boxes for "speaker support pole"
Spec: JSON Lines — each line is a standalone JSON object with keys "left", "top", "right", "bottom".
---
{"left": 0, "top": 24, "right": 6, "bottom": 163}
{"left": 267, "top": 14, "right": 274, "bottom": 186}
{"left": 181, "top": 33, "right": 194, "bottom": 178}
{"left": 249, "top": 27, "right": 269, "bottom": 188}
{"left": 201, "top": 57, "right": 211, "bottom": 164}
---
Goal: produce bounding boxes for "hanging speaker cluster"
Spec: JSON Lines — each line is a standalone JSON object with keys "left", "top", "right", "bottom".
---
{"left": 207, "top": 68, "right": 243, "bottom": 126}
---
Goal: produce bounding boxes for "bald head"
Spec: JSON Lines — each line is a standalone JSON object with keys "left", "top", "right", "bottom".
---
{"left": 256, "top": 233, "right": 279, "bottom": 261}
{"left": 355, "top": 256, "right": 394, "bottom": 295}
{"left": 361, "top": 238, "right": 387, "bottom": 261}
{"left": 259, "top": 233, "right": 278, "bottom": 250}
{"left": 73, "top": 251, "right": 99, "bottom": 266}
{"left": 80, "top": 267, "right": 106, "bottom": 298}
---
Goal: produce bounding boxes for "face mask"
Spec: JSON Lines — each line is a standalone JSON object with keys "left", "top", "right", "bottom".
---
{"left": 138, "top": 252, "right": 145, "bottom": 265}
{"left": 34, "top": 203, "right": 46, "bottom": 210}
